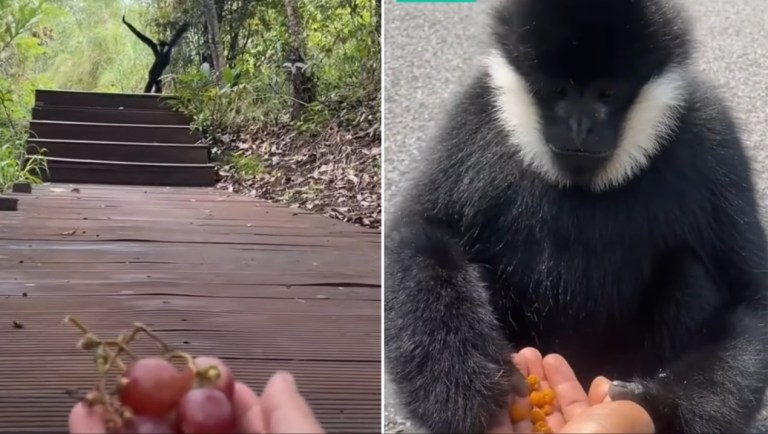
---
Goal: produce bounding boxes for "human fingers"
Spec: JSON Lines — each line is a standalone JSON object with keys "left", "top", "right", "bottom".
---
{"left": 498, "top": 349, "right": 532, "bottom": 434}
{"left": 232, "top": 381, "right": 265, "bottom": 433}
{"left": 260, "top": 371, "right": 324, "bottom": 433}
{"left": 510, "top": 348, "right": 544, "bottom": 433}
{"left": 541, "top": 353, "right": 589, "bottom": 427}
{"left": 559, "top": 400, "right": 655, "bottom": 433}
{"left": 68, "top": 402, "right": 106, "bottom": 434}
{"left": 587, "top": 376, "right": 612, "bottom": 405}
{"left": 517, "top": 347, "right": 545, "bottom": 381}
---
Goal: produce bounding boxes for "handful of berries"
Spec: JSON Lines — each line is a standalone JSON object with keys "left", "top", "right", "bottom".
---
{"left": 508, "top": 374, "right": 557, "bottom": 433}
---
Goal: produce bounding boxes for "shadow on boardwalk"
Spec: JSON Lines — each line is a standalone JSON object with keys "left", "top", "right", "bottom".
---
{"left": 0, "top": 184, "right": 381, "bottom": 432}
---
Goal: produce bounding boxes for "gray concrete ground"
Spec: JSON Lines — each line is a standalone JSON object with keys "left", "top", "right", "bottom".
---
{"left": 382, "top": 0, "right": 768, "bottom": 431}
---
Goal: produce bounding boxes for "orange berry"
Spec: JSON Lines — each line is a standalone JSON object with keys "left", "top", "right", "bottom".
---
{"left": 534, "top": 421, "right": 552, "bottom": 433}
{"left": 530, "top": 390, "right": 548, "bottom": 407}
{"left": 527, "top": 374, "right": 541, "bottom": 391}
{"left": 541, "top": 404, "right": 554, "bottom": 416}
{"left": 541, "top": 388, "right": 556, "bottom": 405}
{"left": 530, "top": 407, "right": 546, "bottom": 423}
{"left": 508, "top": 404, "right": 528, "bottom": 423}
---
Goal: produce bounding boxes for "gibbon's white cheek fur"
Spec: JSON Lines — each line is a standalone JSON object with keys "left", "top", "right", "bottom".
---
{"left": 484, "top": 49, "right": 689, "bottom": 191}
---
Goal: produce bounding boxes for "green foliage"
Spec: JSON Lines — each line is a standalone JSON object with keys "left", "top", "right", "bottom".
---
{"left": 301, "top": 0, "right": 380, "bottom": 102}
{"left": 222, "top": 151, "right": 263, "bottom": 178}
{"left": 0, "top": 134, "right": 47, "bottom": 193}
{"left": 148, "top": 0, "right": 380, "bottom": 135}
{"left": 0, "top": 0, "right": 58, "bottom": 188}
{"left": 170, "top": 67, "right": 285, "bottom": 135}
{"left": 38, "top": 1, "right": 155, "bottom": 92}
{"left": 294, "top": 102, "right": 331, "bottom": 135}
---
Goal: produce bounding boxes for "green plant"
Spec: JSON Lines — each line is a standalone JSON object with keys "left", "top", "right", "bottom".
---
{"left": 0, "top": 135, "right": 47, "bottom": 193}
{"left": 221, "top": 151, "right": 263, "bottom": 178}
{"left": 168, "top": 68, "right": 285, "bottom": 137}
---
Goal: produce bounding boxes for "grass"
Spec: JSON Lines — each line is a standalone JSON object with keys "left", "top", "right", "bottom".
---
{"left": 222, "top": 152, "right": 263, "bottom": 179}
{"left": 0, "top": 138, "right": 48, "bottom": 193}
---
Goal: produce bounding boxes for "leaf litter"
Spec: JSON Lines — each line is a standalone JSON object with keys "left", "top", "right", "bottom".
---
{"left": 212, "top": 101, "right": 381, "bottom": 229}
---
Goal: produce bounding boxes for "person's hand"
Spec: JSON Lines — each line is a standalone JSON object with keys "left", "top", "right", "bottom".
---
{"left": 68, "top": 371, "right": 324, "bottom": 433}
{"left": 234, "top": 370, "right": 324, "bottom": 433}
{"left": 487, "top": 348, "right": 654, "bottom": 433}
{"left": 486, "top": 347, "right": 590, "bottom": 433}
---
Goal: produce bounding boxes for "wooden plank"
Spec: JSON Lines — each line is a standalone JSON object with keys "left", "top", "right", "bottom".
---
{"left": 32, "top": 106, "right": 191, "bottom": 126}
{"left": 29, "top": 120, "right": 201, "bottom": 144}
{"left": 0, "top": 184, "right": 379, "bottom": 234}
{"left": 28, "top": 139, "right": 209, "bottom": 164}
{"left": 35, "top": 89, "right": 178, "bottom": 111}
{"left": 0, "top": 281, "right": 380, "bottom": 301}
{"left": 0, "top": 183, "right": 381, "bottom": 432}
{"left": 41, "top": 158, "right": 217, "bottom": 187}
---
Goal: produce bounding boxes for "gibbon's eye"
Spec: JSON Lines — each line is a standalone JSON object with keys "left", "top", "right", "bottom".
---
{"left": 598, "top": 88, "right": 615, "bottom": 101}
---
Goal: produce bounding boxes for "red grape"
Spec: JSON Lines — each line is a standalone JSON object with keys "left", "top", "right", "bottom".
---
{"left": 119, "top": 357, "right": 194, "bottom": 417}
{"left": 193, "top": 356, "right": 235, "bottom": 398}
{"left": 121, "top": 415, "right": 176, "bottom": 433}
{"left": 178, "top": 388, "right": 236, "bottom": 434}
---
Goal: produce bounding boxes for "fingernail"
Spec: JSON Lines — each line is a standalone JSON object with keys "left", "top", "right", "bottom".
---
{"left": 273, "top": 371, "right": 296, "bottom": 389}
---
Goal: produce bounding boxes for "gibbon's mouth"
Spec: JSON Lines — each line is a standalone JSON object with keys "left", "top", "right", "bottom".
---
{"left": 547, "top": 143, "right": 613, "bottom": 159}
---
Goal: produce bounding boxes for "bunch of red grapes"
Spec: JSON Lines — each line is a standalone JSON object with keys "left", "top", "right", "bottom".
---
{"left": 65, "top": 316, "right": 240, "bottom": 433}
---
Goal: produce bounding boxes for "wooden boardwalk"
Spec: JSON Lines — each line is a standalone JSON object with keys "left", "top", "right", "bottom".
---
{"left": 0, "top": 184, "right": 381, "bottom": 432}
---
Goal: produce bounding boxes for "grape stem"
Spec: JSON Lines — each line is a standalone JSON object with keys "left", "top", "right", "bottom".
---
{"left": 166, "top": 349, "right": 197, "bottom": 371}
{"left": 63, "top": 315, "right": 196, "bottom": 434}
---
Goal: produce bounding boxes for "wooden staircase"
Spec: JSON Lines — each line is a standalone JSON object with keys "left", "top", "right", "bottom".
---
{"left": 27, "top": 89, "right": 217, "bottom": 187}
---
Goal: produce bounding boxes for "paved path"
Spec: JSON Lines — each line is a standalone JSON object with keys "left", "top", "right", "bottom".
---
{"left": 383, "top": 0, "right": 768, "bottom": 431}
{"left": 0, "top": 184, "right": 381, "bottom": 432}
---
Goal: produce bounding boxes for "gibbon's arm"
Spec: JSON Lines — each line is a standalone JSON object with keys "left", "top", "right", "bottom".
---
{"left": 384, "top": 215, "right": 528, "bottom": 433}
{"left": 122, "top": 15, "right": 158, "bottom": 55}
{"left": 168, "top": 21, "right": 191, "bottom": 49}
{"left": 626, "top": 307, "right": 768, "bottom": 433}
{"left": 612, "top": 192, "right": 768, "bottom": 433}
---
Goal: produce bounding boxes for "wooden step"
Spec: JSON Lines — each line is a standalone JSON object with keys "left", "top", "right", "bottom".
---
{"left": 32, "top": 106, "right": 191, "bottom": 126}
{"left": 0, "top": 196, "right": 19, "bottom": 211}
{"left": 40, "top": 158, "right": 217, "bottom": 187}
{"left": 28, "top": 139, "right": 209, "bottom": 164}
{"left": 29, "top": 120, "right": 202, "bottom": 144}
{"left": 35, "top": 89, "right": 177, "bottom": 111}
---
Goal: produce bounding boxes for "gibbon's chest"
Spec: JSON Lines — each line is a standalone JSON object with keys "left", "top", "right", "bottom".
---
{"left": 465, "top": 180, "right": 706, "bottom": 338}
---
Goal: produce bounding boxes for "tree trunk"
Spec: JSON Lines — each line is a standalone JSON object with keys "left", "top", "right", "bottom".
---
{"left": 283, "top": 0, "right": 315, "bottom": 120}
{"left": 202, "top": 0, "right": 224, "bottom": 88}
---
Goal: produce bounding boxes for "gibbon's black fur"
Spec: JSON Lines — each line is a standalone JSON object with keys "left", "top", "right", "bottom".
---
{"left": 122, "top": 15, "right": 190, "bottom": 94}
{"left": 384, "top": 0, "right": 768, "bottom": 432}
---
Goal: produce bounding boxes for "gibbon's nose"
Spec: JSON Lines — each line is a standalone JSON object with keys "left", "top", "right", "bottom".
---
{"left": 569, "top": 116, "right": 593, "bottom": 145}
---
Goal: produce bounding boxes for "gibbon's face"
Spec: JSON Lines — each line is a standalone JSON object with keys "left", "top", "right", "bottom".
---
{"left": 532, "top": 75, "right": 647, "bottom": 178}
{"left": 487, "top": 0, "right": 691, "bottom": 191}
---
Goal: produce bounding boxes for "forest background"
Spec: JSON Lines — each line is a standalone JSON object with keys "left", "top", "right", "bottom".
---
{"left": 0, "top": 0, "right": 381, "bottom": 228}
